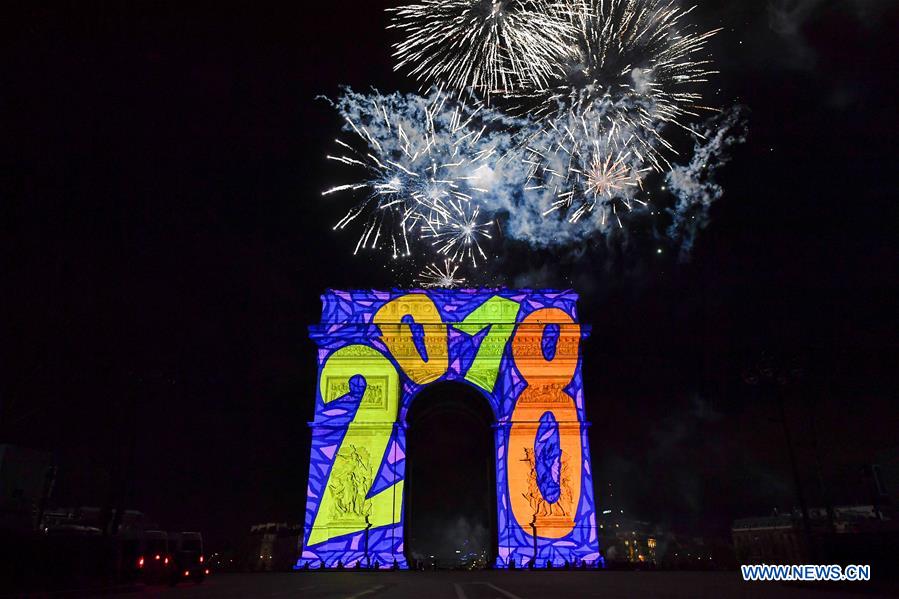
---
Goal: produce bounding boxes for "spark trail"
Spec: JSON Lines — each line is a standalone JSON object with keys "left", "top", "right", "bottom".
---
{"left": 319, "top": 1, "right": 743, "bottom": 285}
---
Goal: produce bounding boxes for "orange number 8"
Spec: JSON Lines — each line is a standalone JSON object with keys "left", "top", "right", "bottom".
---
{"left": 508, "top": 308, "right": 582, "bottom": 539}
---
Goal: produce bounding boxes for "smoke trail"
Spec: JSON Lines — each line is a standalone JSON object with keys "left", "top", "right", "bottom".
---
{"left": 665, "top": 106, "right": 748, "bottom": 261}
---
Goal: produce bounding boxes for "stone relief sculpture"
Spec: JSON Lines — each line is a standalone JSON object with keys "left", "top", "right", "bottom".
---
{"left": 328, "top": 445, "right": 373, "bottom": 519}
{"left": 521, "top": 447, "right": 573, "bottom": 518}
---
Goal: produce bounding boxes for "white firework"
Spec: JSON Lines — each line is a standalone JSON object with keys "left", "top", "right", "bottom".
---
{"left": 322, "top": 89, "right": 500, "bottom": 258}
{"left": 512, "top": 0, "right": 721, "bottom": 171}
{"left": 389, "top": 0, "right": 578, "bottom": 95}
{"left": 319, "top": 1, "right": 737, "bottom": 271}
{"left": 524, "top": 112, "right": 650, "bottom": 227}
{"left": 421, "top": 200, "right": 494, "bottom": 267}
{"left": 417, "top": 259, "right": 468, "bottom": 288}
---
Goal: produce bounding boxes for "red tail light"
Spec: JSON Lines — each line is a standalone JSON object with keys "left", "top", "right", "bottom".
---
{"left": 204, "top": 569, "right": 210, "bottom": 575}
{"left": 155, "top": 554, "right": 161, "bottom": 560}
{"left": 199, "top": 555, "right": 204, "bottom": 563}
{"left": 183, "top": 570, "right": 190, "bottom": 577}
{"left": 164, "top": 556, "right": 169, "bottom": 565}
{"left": 138, "top": 557, "right": 145, "bottom": 568}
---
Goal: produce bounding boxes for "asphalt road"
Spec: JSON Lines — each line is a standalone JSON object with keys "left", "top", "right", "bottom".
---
{"left": 106, "top": 571, "right": 888, "bottom": 598}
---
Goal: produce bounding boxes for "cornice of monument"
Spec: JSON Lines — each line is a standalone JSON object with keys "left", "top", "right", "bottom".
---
{"left": 313, "top": 288, "right": 588, "bottom": 328}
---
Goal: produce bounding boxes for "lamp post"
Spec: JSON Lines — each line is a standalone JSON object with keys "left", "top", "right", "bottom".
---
{"left": 364, "top": 515, "right": 372, "bottom": 568}
{"left": 744, "top": 354, "right": 814, "bottom": 559}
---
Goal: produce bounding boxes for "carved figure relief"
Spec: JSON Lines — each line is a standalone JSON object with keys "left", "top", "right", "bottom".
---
{"left": 521, "top": 447, "right": 573, "bottom": 518}
{"left": 328, "top": 444, "right": 374, "bottom": 520}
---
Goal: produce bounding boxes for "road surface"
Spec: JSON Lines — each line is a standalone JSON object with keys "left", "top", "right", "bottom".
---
{"left": 104, "top": 571, "right": 889, "bottom": 598}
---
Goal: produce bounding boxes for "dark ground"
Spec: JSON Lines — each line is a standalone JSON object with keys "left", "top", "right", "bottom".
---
{"left": 101, "top": 571, "right": 894, "bottom": 599}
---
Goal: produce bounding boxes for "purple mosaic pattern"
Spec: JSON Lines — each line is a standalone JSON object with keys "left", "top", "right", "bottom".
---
{"left": 535, "top": 412, "right": 562, "bottom": 503}
{"left": 298, "top": 289, "right": 601, "bottom": 569}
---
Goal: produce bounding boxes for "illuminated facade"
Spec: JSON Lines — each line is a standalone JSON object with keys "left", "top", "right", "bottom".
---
{"left": 297, "top": 289, "right": 600, "bottom": 569}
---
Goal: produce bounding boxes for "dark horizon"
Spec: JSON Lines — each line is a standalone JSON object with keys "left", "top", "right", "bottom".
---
{"left": 3, "top": 1, "right": 897, "bottom": 554}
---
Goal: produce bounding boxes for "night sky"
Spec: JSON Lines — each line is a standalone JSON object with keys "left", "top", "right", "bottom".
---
{"left": 3, "top": 1, "right": 897, "bottom": 553}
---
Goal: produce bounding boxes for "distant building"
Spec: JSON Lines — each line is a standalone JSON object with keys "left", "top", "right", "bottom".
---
{"left": 41, "top": 506, "right": 152, "bottom": 533}
{"left": 0, "top": 444, "right": 55, "bottom": 532}
{"left": 872, "top": 448, "right": 899, "bottom": 512}
{"left": 657, "top": 535, "right": 735, "bottom": 570}
{"left": 247, "top": 523, "right": 302, "bottom": 571}
{"left": 597, "top": 508, "right": 734, "bottom": 570}
{"left": 732, "top": 504, "right": 895, "bottom": 565}
{"left": 597, "top": 510, "right": 661, "bottom": 566}
{"left": 732, "top": 514, "right": 806, "bottom": 564}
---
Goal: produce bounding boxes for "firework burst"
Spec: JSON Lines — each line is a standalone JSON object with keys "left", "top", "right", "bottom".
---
{"left": 422, "top": 201, "right": 494, "bottom": 266}
{"left": 513, "top": 0, "right": 721, "bottom": 171}
{"left": 323, "top": 89, "right": 501, "bottom": 258}
{"left": 524, "top": 110, "right": 650, "bottom": 228}
{"left": 389, "top": 0, "right": 578, "bottom": 96}
{"left": 417, "top": 259, "right": 468, "bottom": 288}
{"left": 317, "top": 2, "right": 741, "bottom": 277}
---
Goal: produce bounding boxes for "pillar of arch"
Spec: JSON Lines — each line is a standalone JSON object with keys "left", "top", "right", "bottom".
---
{"left": 298, "top": 289, "right": 600, "bottom": 569}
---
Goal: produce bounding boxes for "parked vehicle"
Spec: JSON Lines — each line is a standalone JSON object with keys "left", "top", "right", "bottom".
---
{"left": 168, "top": 531, "right": 207, "bottom": 584}
{"left": 136, "top": 530, "right": 171, "bottom": 583}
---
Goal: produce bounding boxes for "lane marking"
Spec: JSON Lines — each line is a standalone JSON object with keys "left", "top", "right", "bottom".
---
{"left": 453, "top": 583, "right": 469, "bottom": 599}
{"left": 485, "top": 583, "right": 526, "bottom": 599}
{"left": 345, "top": 584, "right": 385, "bottom": 599}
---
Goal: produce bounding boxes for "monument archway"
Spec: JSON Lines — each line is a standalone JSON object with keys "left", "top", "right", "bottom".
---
{"left": 298, "top": 289, "right": 600, "bottom": 569}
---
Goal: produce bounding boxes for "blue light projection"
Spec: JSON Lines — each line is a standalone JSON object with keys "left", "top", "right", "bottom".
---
{"left": 297, "top": 289, "right": 601, "bottom": 569}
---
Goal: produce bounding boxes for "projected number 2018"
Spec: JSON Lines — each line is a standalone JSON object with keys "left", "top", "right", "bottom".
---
{"left": 301, "top": 289, "right": 598, "bottom": 569}
{"left": 309, "top": 294, "right": 579, "bottom": 543}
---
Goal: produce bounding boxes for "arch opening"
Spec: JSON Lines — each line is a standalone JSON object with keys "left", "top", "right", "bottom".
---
{"left": 404, "top": 382, "right": 496, "bottom": 569}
